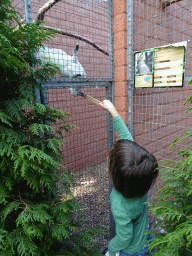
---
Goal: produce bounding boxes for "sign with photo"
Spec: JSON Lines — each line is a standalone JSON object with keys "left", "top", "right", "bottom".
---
{"left": 134, "top": 41, "right": 187, "bottom": 89}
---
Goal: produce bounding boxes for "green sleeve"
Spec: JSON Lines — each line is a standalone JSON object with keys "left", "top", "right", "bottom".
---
{"left": 113, "top": 115, "right": 133, "bottom": 141}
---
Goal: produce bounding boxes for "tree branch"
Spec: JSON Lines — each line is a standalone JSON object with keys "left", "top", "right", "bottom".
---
{"left": 33, "top": 0, "right": 62, "bottom": 24}
{"left": 14, "top": 0, "right": 109, "bottom": 56}
{"left": 34, "top": 0, "right": 109, "bottom": 56}
{"left": 160, "top": 0, "right": 182, "bottom": 8}
{"left": 40, "top": 25, "right": 109, "bottom": 56}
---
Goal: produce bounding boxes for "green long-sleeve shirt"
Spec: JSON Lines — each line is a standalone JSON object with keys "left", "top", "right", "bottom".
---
{"left": 108, "top": 115, "right": 148, "bottom": 256}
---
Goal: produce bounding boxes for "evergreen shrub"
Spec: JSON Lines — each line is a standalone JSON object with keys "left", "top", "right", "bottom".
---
{"left": 147, "top": 91, "right": 192, "bottom": 256}
{"left": 0, "top": 0, "right": 103, "bottom": 255}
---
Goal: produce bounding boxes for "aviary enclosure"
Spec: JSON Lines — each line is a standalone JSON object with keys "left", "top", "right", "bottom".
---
{"left": 12, "top": 0, "right": 192, "bottom": 252}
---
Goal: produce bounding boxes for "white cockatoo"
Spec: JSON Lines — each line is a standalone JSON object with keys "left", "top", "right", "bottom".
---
{"left": 137, "top": 54, "right": 150, "bottom": 74}
{"left": 37, "top": 44, "right": 86, "bottom": 78}
{"left": 37, "top": 44, "right": 85, "bottom": 96}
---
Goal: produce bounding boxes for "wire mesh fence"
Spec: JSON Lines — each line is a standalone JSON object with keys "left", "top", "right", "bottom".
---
{"left": 11, "top": 0, "right": 25, "bottom": 26}
{"left": 44, "top": 86, "right": 108, "bottom": 173}
{"left": 41, "top": 84, "right": 114, "bottom": 252}
{"left": 131, "top": 0, "right": 192, "bottom": 230}
{"left": 11, "top": 0, "right": 113, "bottom": 251}
{"left": 10, "top": 0, "right": 192, "bottom": 251}
{"left": 37, "top": 0, "right": 113, "bottom": 250}
{"left": 32, "top": 0, "right": 111, "bottom": 81}
{"left": 43, "top": 85, "right": 111, "bottom": 250}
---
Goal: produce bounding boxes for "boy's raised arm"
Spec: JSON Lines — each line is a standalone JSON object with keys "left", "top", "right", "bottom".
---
{"left": 99, "top": 100, "right": 133, "bottom": 141}
{"left": 99, "top": 100, "right": 119, "bottom": 118}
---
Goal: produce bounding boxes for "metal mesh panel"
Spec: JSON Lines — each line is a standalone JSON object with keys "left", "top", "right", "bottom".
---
{"left": 10, "top": 0, "right": 113, "bottom": 251}
{"left": 131, "top": 0, "right": 192, "bottom": 228}
{"left": 33, "top": 0, "right": 113, "bottom": 249}
{"left": 11, "top": 0, "right": 25, "bottom": 26}
{"left": 44, "top": 86, "right": 110, "bottom": 250}
{"left": 31, "top": 0, "right": 111, "bottom": 80}
{"left": 46, "top": 87, "right": 108, "bottom": 172}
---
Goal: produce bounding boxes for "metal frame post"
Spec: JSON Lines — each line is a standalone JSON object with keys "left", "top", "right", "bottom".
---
{"left": 106, "top": 83, "right": 116, "bottom": 243}
{"left": 107, "top": 0, "right": 116, "bottom": 242}
{"left": 108, "top": 0, "right": 114, "bottom": 82}
{"left": 23, "top": 0, "right": 42, "bottom": 107}
{"left": 23, "top": 0, "right": 33, "bottom": 23}
{"left": 127, "top": 0, "right": 134, "bottom": 137}
{"left": 23, "top": 0, "right": 56, "bottom": 197}
{"left": 107, "top": 0, "right": 115, "bottom": 148}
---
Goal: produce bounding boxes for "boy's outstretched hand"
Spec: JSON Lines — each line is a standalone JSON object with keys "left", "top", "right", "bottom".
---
{"left": 99, "top": 100, "right": 119, "bottom": 118}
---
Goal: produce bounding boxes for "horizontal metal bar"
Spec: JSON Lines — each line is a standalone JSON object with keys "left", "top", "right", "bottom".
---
{"left": 42, "top": 82, "right": 111, "bottom": 89}
{"left": 45, "top": 77, "right": 113, "bottom": 84}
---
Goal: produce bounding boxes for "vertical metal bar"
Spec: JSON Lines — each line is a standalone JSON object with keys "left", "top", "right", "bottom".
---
{"left": 23, "top": 0, "right": 55, "bottom": 197}
{"left": 23, "top": 0, "right": 33, "bottom": 23}
{"left": 35, "top": 87, "right": 44, "bottom": 139}
{"left": 107, "top": 0, "right": 116, "bottom": 242}
{"left": 23, "top": 0, "right": 46, "bottom": 140}
{"left": 127, "top": 0, "right": 134, "bottom": 138}
{"left": 108, "top": 0, "right": 114, "bottom": 80}
{"left": 106, "top": 83, "right": 115, "bottom": 168}
{"left": 40, "top": 86, "right": 51, "bottom": 132}
{"left": 106, "top": 82, "right": 115, "bottom": 241}
{"left": 23, "top": 0, "right": 41, "bottom": 107}
{"left": 107, "top": 0, "right": 115, "bottom": 146}
{"left": 41, "top": 86, "right": 57, "bottom": 198}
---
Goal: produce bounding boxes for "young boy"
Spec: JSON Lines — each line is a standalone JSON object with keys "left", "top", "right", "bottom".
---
{"left": 99, "top": 100, "right": 158, "bottom": 256}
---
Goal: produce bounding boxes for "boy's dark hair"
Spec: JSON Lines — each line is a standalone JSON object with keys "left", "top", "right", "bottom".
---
{"left": 108, "top": 139, "right": 159, "bottom": 198}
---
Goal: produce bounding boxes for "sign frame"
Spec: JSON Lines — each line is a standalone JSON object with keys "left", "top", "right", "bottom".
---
{"left": 134, "top": 41, "right": 187, "bottom": 89}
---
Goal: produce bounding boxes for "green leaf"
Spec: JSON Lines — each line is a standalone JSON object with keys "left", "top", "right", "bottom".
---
{"left": 3, "top": 201, "right": 20, "bottom": 219}
{"left": 28, "top": 123, "right": 54, "bottom": 136}
{"left": 16, "top": 234, "right": 39, "bottom": 256}
{"left": 0, "top": 111, "right": 13, "bottom": 127}
{"left": 168, "top": 130, "right": 192, "bottom": 151}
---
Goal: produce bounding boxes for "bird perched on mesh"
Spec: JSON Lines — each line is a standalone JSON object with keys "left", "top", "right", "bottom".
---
{"left": 37, "top": 44, "right": 85, "bottom": 96}
{"left": 37, "top": 43, "right": 86, "bottom": 78}
{"left": 137, "top": 54, "right": 150, "bottom": 74}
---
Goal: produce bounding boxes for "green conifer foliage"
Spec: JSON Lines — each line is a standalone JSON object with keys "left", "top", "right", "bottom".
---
{"left": 0, "top": 1, "right": 103, "bottom": 255}
{"left": 147, "top": 93, "right": 192, "bottom": 256}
